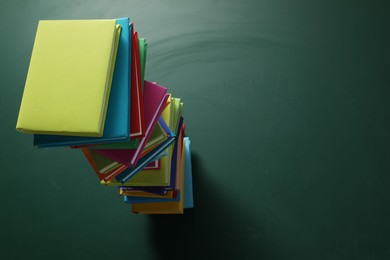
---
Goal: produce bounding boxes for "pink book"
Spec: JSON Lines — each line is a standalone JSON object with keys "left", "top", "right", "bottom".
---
{"left": 95, "top": 81, "right": 168, "bottom": 167}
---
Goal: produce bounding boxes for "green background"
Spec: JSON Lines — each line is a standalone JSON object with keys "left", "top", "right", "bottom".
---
{"left": 1, "top": 0, "right": 389, "bottom": 259}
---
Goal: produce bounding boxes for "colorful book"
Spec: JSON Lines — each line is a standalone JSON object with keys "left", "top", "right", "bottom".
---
{"left": 34, "top": 18, "right": 131, "bottom": 147}
{"left": 114, "top": 116, "right": 176, "bottom": 184}
{"left": 81, "top": 119, "right": 168, "bottom": 182}
{"left": 118, "top": 119, "right": 184, "bottom": 198}
{"left": 102, "top": 99, "right": 179, "bottom": 186}
{"left": 82, "top": 142, "right": 167, "bottom": 182}
{"left": 128, "top": 129, "right": 193, "bottom": 214}
{"left": 16, "top": 19, "right": 121, "bottom": 137}
{"left": 94, "top": 81, "right": 168, "bottom": 166}
{"left": 99, "top": 105, "right": 183, "bottom": 196}
{"left": 119, "top": 107, "right": 183, "bottom": 191}
{"left": 131, "top": 136, "right": 186, "bottom": 214}
{"left": 102, "top": 96, "right": 172, "bottom": 166}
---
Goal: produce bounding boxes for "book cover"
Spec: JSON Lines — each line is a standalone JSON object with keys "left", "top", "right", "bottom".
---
{"left": 17, "top": 19, "right": 120, "bottom": 137}
{"left": 34, "top": 18, "right": 131, "bottom": 146}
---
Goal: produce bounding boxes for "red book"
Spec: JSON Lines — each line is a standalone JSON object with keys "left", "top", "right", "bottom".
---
{"left": 130, "top": 26, "right": 145, "bottom": 138}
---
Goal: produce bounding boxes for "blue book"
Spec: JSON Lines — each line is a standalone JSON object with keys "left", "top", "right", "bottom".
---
{"left": 124, "top": 192, "right": 180, "bottom": 204}
{"left": 33, "top": 18, "right": 131, "bottom": 147}
{"left": 167, "top": 117, "right": 184, "bottom": 189}
{"left": 184, "top": 137, "right": 194, "bottom": 209}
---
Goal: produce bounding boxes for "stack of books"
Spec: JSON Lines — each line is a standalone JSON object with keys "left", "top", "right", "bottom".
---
{"left": 16, "top": 18, "right": 194, "bottom": 214}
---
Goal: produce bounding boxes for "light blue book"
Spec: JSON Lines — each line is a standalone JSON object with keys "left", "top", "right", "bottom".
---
{"left": 34, "top": 18, "right": 131, "bottom": 147}
{"left": 184, "top": 137, "right": 194, "bottom": 209}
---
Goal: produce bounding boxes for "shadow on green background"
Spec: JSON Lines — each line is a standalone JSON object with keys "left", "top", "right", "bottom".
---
{"left": 148, "top": 153, "right": 274, "bottom": 259}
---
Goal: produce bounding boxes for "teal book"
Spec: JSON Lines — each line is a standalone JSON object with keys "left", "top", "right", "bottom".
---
{"left": 184, "top": 137, "right": 194, "bottom": 209}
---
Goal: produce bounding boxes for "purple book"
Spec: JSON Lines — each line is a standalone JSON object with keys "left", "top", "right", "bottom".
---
{"left": 95, "top": 81, "right": 168, "bottom": 167}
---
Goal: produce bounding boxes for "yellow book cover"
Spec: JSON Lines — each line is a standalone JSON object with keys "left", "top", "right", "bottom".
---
{"left": 142, "top": 122, "right": 167, "bottom": 155}
{"left": 16, "top": 19, "right": 121, "bottom": 136}
{"left": 171, "top": 98, "right": 182, "bottom": 133}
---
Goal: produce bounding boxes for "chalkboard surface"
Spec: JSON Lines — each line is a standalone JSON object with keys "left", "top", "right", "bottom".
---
{"left": 1, "top": 0, "right": 389, "bottom": 259}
